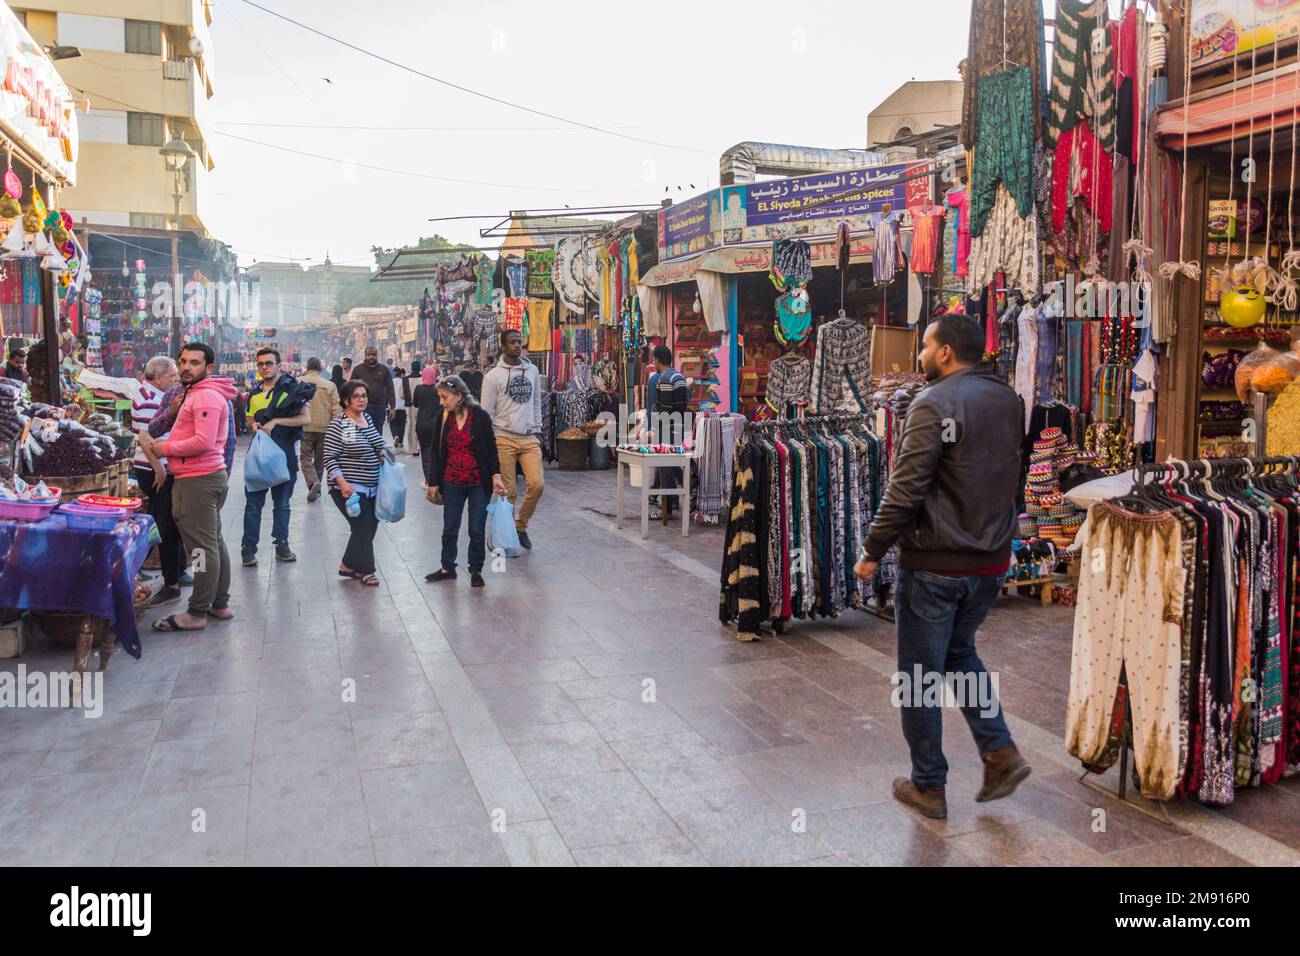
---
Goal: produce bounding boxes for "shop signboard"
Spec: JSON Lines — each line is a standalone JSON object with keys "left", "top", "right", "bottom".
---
{"left": 1191, "top": 0, "right": 1300, "bottom": 71}
{"left": 0, "top": 3, "right": 78, "bottom": 184}
{"left": 717, "top": 161, "right": 925, "bottom": 245}
{"left": 658, "top": 189, "right": 720, "bottom": 260}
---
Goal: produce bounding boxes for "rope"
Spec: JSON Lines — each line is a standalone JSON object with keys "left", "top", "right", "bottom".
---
{"left": 1276, "top": 69, "right": 1300, "bottom": 313}
{"left": 1163, "top": 4, "right": 1200, "bottom": 283}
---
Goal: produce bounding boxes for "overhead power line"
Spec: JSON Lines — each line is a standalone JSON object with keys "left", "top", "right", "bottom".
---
{"left": 237, "top": 0, "right": 713, "bottom": 156}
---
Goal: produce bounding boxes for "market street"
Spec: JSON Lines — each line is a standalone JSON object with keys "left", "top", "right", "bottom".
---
{"left": 2, "top": 445, "right": 1298, "bottom": 867}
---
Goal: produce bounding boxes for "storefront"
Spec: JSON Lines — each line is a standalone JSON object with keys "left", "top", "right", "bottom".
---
{"left": 640, "top": 158, "right": 936, "bottom": 419}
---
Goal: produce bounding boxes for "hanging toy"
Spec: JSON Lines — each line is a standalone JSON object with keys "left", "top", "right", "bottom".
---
{"left": 1220, "top": 286, "right": 1267, "bottom": 328}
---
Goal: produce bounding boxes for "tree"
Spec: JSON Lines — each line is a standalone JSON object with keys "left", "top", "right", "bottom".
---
{"left": 332, "top": 234, "right": 476, "bottom": 316}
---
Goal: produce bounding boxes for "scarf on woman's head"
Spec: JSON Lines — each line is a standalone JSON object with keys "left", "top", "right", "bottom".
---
{"left": 421, "top": 365, "right": 438, "bottom": 386}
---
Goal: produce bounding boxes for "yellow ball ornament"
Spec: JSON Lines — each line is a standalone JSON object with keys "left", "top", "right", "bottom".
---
{"left": 1220, "top": 286, "right": 1266, "bottom": 328}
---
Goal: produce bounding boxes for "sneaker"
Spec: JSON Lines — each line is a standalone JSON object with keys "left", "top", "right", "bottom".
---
{"left": 146, "top": 585, "right": 183, "bottom": 608}
{"left": 307, "top": 481, "right": 321, "bottom": 503}
{"left": 241, "top": 550, "right": 257, "bottom": 567}
{"left": 470, "top": 572, "right": 485, "bottom": 588}
{"left": 975, "top": 747, "right": 1031, "bottom": 803}
{"left": 178, "top": 570, "right": 195, "bottom": 587}
{"left": 891, "top": 777, "right": 948, "bottom": 819}
{"left": 517, "top": 531, "right": 533, "bottom": 551}
{"left": 425, "top": 569, "right": 456, "bottom": 583}
{"left": 275, "top": 543, "right": 297, "bottom": 562}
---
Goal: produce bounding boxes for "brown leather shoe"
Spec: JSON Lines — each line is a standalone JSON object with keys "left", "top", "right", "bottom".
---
{"left": 892, "top": 777, "right": 948, "bottom": 819}
{"left": 976, "top": 746, "right": 1031, "bottom": 802}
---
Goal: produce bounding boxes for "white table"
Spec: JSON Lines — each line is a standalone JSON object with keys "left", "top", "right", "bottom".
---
{"left": 615, "top": 450, "right": 692, "bottom": 539}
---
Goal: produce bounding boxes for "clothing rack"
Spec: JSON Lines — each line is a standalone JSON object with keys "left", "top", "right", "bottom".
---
{"left": 743, "top": 411, "right": 876, "bottom": 434}
{"left": 1077, "top": 453, "right": 1300, "bottom": 820}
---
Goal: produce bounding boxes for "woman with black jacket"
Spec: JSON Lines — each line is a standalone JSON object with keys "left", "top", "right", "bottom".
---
{"left": 412, "top": 364, "right": 440, "bottom": 471}
{"left": 424, "top": 375, "right": 507, "bottom": 588}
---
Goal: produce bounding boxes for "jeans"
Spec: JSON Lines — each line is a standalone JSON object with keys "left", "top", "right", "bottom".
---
{"left": 135, "top": 466, "right": 186, "bottom": 586}
{"left": 391, "top": 409, "right": 407, "bottom": 446}
{"left": 242, "top": 474, "right": 296, "bottom": 551}
{"left": 440, "top": 482, "right": 488, "bottom": 573}
{"left": 894, "top": 568, "right": 1013, "bottom": 790}
{"left": 364, "top": 406, "right": 388, "bottom": 439}
{"left": 330, "top": 488, "right": 379, "bottom": 574}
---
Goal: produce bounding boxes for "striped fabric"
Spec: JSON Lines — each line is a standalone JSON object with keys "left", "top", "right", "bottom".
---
{"left": 323, "top": 413, "right": 385, "bottom": 490}
{"left": 131, "top": 382, "right": 163, "bottom": 467}
{"left": 1046, "top": 0, "right": 1115, "bottom": 151}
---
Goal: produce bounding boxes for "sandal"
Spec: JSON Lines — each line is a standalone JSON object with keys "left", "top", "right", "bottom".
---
{"left": 356, "top": 573, "right": 379, "bottom": 587}
{"left": 152, "top": 614, "right": 205, "bottom": 632}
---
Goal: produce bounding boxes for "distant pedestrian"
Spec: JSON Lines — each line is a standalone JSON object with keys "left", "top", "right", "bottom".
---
{"left": 341, "top": 357, "right": 353, "bottom": 382}
{"left": 324, "top": 380, "right": 385, "bottom": 587}
{"left": 138, "top": 342, "right": 236, "bottom": 631}
{"left": 391, "top": 366, "right": 409, "bottom": 449}
{"left": 424, "top": 375, "right": 506, "bottom": 588}
{"left": 412, "top": 364, "right": 439, "bottom": 470}
{"left": 331, "top": 362, "right": 346, "bottom": 392}
{"left": 241, "top": 348, "right": 313, "bottom": 566}
{"left": 481, "top": 329, "right": 543, "bottom": 551}
{"left": 300, "top": 356, "right": 340, "bottom": 502}
{"left": 349, "top": 345, "right": 396, "bottom": 437}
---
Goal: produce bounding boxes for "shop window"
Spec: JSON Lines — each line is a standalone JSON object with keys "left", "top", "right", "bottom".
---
{"left": 127, "top": 112, "right": 166, "bottom": 147}
{"left": 124, "top": 19, "right": 161, "bottom": 56}
{"left": 129, "top": 213, "right": 166, "bottom": 229}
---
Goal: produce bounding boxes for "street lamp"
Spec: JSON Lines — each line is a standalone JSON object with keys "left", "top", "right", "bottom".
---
{"left": 159, "top": 137, "right": 196, "bottom": 232}
{"left": 159, "top": 137, "right": 196, "bottom": 351}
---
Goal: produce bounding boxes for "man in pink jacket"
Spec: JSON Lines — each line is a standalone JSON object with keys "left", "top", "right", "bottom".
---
{"left": 139, "top": 342, "right": 237, "bottom": 631}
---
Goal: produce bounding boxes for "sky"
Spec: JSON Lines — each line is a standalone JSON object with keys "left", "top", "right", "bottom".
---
{"left": 201, "top": 0, "right": 982, "bottom": 269}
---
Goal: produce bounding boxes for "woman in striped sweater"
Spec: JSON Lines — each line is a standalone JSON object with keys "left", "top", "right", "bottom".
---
{"left": 324, "top": 380, "right": 386, "bottom": 586}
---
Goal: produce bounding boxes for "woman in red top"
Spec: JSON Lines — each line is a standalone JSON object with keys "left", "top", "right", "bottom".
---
{"left": 423, "top": 375, "right": 507, "bottom": 587}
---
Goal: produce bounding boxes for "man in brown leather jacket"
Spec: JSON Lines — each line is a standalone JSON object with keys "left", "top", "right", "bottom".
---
{"left": 854, "top": 314, "right": 1030, "bottom": 820}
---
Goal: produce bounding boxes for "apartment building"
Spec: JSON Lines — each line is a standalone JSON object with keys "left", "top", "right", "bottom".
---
{"left": 11, "top": 0, "right": 216, "bottom": 234}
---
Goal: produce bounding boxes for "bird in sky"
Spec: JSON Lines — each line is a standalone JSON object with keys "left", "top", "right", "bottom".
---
{"left": 322, "top": 77, "right": 333, "bottom": 84}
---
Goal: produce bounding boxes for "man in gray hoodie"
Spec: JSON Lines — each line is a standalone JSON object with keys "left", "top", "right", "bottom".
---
{"left": 480, "top": 328, "right": 543, "bottom": 549}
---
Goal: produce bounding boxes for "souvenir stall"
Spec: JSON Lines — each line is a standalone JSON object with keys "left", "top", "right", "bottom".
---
{"left": 0, "top": 2, "right": 155, "bottom": 680}
{"left": 1152, "top": 0, "right": 1300, "bottom": 462}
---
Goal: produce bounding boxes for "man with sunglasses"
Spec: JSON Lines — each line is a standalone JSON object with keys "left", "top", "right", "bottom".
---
{"left": 241, "top": 348, "right": 313, "bottom": 566}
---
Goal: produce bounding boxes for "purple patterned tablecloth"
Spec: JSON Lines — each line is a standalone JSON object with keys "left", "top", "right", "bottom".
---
{"left": 0, "top": 513, "right": 155, "bottom": 658}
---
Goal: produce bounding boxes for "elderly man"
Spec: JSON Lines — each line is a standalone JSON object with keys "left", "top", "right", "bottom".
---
{"left": 134, "top": 355, "right": 191, "bottom": 607}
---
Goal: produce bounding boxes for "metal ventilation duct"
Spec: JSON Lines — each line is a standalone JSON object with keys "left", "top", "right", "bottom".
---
{"left": 718, "top": 142, "right": 886, "bottom": 185}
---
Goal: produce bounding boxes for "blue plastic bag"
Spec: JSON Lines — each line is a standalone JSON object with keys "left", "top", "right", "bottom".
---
{"left": 376, "top": 456, "right": 406, "bottom": 523}
{"left": 245, "top": 430, "right": 289, "bottom": 492}
{"left": 485, "top": 494, "right": 522, "bottom": 558}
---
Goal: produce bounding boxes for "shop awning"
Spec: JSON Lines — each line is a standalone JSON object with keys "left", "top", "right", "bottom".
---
{"left": 1157, "top": 69, "right": 1300, "bottom": 149}
{"left": 639, "top": 234, "right": 877, "bottom": 287}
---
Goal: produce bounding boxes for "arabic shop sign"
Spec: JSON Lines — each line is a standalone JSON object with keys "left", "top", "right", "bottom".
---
{"left": 721, "top": 162, "right": 923, "bottom": 243}
{"left": 658, "top": 190, "right": 720, "bottom": 260}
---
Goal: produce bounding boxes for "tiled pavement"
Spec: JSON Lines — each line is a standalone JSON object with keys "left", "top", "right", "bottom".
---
{"left": 2, "top": 444, "right": 1299, "bottom": 866}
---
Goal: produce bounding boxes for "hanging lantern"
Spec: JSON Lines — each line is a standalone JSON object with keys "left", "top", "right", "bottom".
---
{"left": 1219, "top": 286, "right": 1267, "bottom": 327}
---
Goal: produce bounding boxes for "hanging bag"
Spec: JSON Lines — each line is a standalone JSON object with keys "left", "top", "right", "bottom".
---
{"left": 376, "top": 451, "right": 407, "bottom": 523}
{"left": 485, "top": 494, "right": 522, "bottom": 558}
{"left": 245, "top": 430, "right": 289, "bottom": 492}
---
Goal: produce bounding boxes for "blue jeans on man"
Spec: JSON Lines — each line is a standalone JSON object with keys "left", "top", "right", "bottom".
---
{"left": 242, "top": 473, "right": 296, "bottom": 552}
{"left": 440, "top": 482, "right": 488, "bottom": 573}
{"left": 894, "top": 568, "right": 1013, "bottom": 790}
